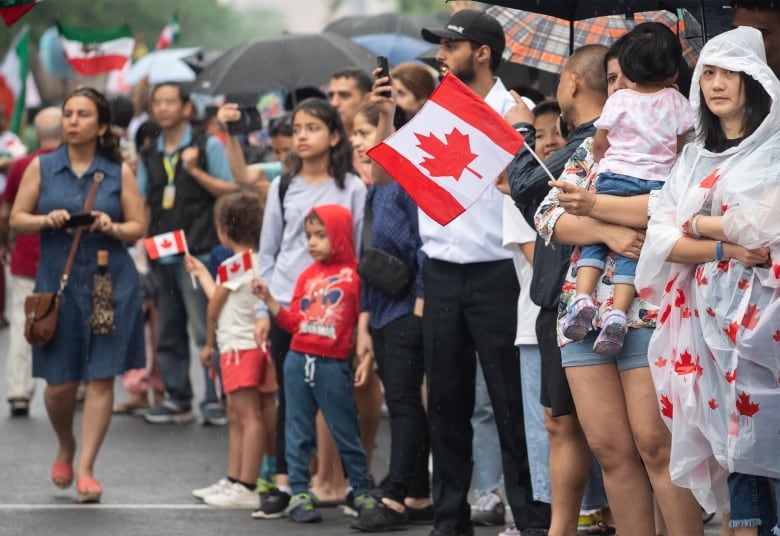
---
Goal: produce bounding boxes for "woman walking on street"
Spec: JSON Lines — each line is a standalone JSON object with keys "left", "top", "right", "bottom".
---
{"left": 10, "top": 87, "right": 146, "bottom": 503}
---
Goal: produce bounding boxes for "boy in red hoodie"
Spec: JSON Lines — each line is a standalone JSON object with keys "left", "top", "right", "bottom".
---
{"left": 252, "top": 204, "right": 376, "bottom": 525}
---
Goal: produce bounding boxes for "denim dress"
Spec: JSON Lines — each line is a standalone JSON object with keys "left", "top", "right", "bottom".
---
{"left": 33, "top": 146, "right": 144, "bottom": 383}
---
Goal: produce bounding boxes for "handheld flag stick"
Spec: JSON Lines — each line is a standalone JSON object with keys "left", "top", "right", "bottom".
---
{"left": 250, "top": 249, "right": 268, "bottom": 353}
{"left": 522, "top": 142, "right": 557, "bottom": 183}
{"left": 182, "top": 234, "right": 197, "bottom": 290}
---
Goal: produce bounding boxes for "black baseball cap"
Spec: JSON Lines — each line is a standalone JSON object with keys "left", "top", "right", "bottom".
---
{"left": 421, "top": 9, "right": 505, "bottom": 56}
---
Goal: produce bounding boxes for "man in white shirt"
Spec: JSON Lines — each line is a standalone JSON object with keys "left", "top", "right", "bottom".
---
{"left": 420, "top": 10, "right": 550, "bottom": 536}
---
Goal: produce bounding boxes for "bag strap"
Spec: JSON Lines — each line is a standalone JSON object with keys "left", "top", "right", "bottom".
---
{"left": 58, "top": 171, "right": 104, "bottom": 294}
{"left": 361, "top": 187, "right": 374, "bottom": 256}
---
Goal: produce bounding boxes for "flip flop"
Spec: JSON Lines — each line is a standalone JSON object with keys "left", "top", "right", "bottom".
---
{"left": 51, "top": 461, "right": 73, "bottom": 489}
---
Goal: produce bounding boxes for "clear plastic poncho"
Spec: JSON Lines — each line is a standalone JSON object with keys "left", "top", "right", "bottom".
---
{"left": 634, "top": 26, "right": 780, "bottom": 513}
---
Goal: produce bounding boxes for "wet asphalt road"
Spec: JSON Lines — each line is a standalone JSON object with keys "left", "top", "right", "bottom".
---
{"left": 0, "top": 308, "right": 722, "bottom": 536}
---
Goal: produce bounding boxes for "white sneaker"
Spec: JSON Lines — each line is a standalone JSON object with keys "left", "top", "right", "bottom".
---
{"left": 204, "top": 482, "right": 260, "bottom": 509}
{"left": 192, "top": 478, "right": 231, "bottom": 500}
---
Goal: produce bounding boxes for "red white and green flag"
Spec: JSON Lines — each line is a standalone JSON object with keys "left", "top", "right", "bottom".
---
{"left": 367, "top": 73, "right": 524, "bottom": 226}
{"left": 57, "top": 23, "right": 134, "bottom": 76}
{"left": 0, "top": 0, "right": 42, "bottom": 27}
{"left": 155, "top": 12, "right": 180, "bottom": 50}
{"left": 0, "top": 25, "right": 28, "bottom": 133}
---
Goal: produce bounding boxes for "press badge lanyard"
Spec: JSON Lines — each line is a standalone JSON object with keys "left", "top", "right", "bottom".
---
{"left": 161, "top": 151, "right": 179, "bottom": 209}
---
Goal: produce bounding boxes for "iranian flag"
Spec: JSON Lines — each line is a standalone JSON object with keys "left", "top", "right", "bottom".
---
{"left": 145, "top": 230, "right": 187, "bottom": 260}
{"left": 0, "top": 25, "right": 28, "bottom": 133}
{"left": 0, "top": 0, "right": 41, "bottom": 27}
{"left": 155, "top": 12, "right": 180, "bottom": 50}
{"left": 217, "top": 250, "right": 255, "bottom": 285}
{"left": 367, "top": 73, "right": 524, "bottom": 226}
{"left": 58, "top": 23, "right": 134, "bottom": 76}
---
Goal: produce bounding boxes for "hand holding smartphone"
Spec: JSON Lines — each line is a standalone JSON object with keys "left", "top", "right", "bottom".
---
{"left": 226, "top": 106, "right": 263, "bottom": 136}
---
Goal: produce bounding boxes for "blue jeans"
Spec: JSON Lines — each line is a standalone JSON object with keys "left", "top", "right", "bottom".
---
{"left": 727, "top": 472, "right": 778, "bottom": 535}
{"left": 472, "top": 361, "right": 503, "bottom": 497}
{"left": 519, "top": 344, "right": 551, "bottom": 503}
{"left": 152, "top": 261, "right": 217, "bottom": 410}
{"left": 283, "top": 351, "right": 373, "bottom": 496}
{"left": 577, "top": 172, "right": 665, "bottom": 285}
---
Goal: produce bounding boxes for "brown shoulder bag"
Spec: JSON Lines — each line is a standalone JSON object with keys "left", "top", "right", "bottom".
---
{"left": 24, "top": 172, "right": 103, "bottom": 348}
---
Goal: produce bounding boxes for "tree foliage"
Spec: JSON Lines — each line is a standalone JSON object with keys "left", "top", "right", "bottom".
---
{"left": 0, "top": 0, "right": 284, "bottom": 52}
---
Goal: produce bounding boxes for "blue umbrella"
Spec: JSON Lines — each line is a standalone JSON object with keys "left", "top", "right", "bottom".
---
{"left": 38, "top": 26, "right": 73, "bottom": 80}
{"left": 352, "top": 33, "right": 431, "bottom": 66}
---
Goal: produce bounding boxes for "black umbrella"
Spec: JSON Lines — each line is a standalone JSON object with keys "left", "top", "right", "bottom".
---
{"left": 324, "top": 12, "right": 448, "bottom": 39}
{"left": 193, "top": 33, "right": 377, "bottom": 95}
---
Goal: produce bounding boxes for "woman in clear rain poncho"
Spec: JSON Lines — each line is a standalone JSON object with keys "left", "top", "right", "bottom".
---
{"left": 635, "top": 25, "right": 780, "bottom": 532}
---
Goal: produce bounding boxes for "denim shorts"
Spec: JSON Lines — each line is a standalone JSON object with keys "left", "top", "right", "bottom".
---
{"left": 727, "top": 473, "right": 777, "bottom": 534}
{"left": 560, "top": 327, "right": 652, "bottom": 371}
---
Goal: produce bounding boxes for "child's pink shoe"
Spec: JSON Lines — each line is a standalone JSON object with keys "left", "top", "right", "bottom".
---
{"left": 593, "top": 310, "right": 628, "bottom": 357}
{"left": 562, "top": 295, "right": 597, "bottom": 341}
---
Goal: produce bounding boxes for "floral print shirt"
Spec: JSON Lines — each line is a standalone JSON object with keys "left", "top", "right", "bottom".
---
{"left": 534, "top": 137, "right": 658, "bottom": 347}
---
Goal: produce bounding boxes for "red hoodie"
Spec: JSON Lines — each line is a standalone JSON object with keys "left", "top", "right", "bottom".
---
{"left": 275, "top": 204, "right": 360, "bottom": 360}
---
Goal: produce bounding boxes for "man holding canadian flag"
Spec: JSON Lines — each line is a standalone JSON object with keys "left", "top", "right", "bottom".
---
{"left": 367, "top": 9, "right": 550, "bottom": 536}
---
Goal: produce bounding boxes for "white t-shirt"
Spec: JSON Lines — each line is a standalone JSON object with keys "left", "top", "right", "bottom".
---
{"left": 217, "top": 270, "right": 259, "bottom": 353}
{"left": 419, "top": 78, "right": 516, "bottom": 264}
{"left": 595, "top": 87, "right": 693, "bottom": 182}
{"left": 502, "top": 196, "right": 539, "bottom": 345}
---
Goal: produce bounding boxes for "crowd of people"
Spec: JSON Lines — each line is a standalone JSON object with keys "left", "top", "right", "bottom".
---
{"left": 0, "top": 1, "right": 779, "bottom": 536}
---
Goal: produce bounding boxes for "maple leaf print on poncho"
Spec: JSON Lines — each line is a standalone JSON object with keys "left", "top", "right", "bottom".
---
{"left": 415, "top": 128, "right": 481, "bottom": 181}
{"left": 736, "top": 392, "right": 759, "bottom": 417}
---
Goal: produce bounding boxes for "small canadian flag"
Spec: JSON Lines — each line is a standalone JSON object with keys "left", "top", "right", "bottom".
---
{"left": 217, "top": 250, "right": 255, "bottom": 284}
{"left": 145, "top": 230, "right": 187, "bottom": 260}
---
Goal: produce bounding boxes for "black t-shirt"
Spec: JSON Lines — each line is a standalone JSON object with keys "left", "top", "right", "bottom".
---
{"left": 709, "top": 136, "right": 745, "bottom": 153}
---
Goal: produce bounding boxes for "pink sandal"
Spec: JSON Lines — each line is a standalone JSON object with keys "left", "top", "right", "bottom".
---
{"left": 51, "top": 461, "right": 73, "bottom": 489}
{"left": 76, "top": 477, "right": 102, "bottom": 503}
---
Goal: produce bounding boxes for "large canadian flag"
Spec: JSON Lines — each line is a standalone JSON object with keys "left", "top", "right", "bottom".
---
{"left": 217, "top": 250, "right": 255, "bottom": 285}
{"left": 367, "top": 73, "right": 524, "bottom": 226}
{"left": 57, "top": 23, "right": 134, "bottom": 76}
{"left": 145, "top": 230, "right": 187, "bottom": 260}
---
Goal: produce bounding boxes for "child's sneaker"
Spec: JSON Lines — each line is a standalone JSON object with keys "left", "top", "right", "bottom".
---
{"left": 251, "top": 487, "right": 290, "bottom": 519}
{"left": 287, "top": 492, "right": 322, "bottom": 523}
{"left": 192, "top": 478, "right": 231, "bottom": 500}
{"left": 204, "top": 482, "right": 260, "bottom": 509}
{"left": 562, "top": 294, "right": 597, "bottom": 341}
{"left": 593, "top": 310, "right": 628, "bottom": 357}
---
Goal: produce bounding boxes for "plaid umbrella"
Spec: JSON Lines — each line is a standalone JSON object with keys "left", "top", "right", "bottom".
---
{"left": 488, "top": 6, "right": 702, "bottom": 74}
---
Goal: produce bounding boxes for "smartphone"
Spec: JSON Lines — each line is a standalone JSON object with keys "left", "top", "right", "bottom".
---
{"left": 62, "top": 212, "right": 96, "bottom": 229}
{"left": 227, "top": 106, "right": 263, "bottom": 136}
{"left": 376, "top": 56, "right": 390, "bottom": 82}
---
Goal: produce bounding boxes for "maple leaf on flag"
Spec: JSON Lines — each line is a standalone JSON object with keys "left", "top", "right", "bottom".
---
{"left": 724, "top": 369, "right": 737, "bottom": 383}
{"left": 735, "top": 391, "right": 759, "bottom": 417}
{"left": 681, "top": 307, "right": 691, "bottom": 318}
{"left": 717, "top": 260, "right": 730, "bottom": 272}
{"left": 230, "top": 262, "right": 241, "bottom": 273}
{"left": 708, "top": 398, "right": 719, "bottom": 409}
{"left": 699, "top": 169, "right": 720, "bottom": 188}
{"left": 773, "top": 263, "right": 780, "bottom": 279}
{"left": 674, "top": 350, "right": 702, "bottom": 377}
{"left": 721, "top": 204, "right": 729, "bottom": 213}
{"left": 724, "top": 321, "right": 739, "bottom": 343}
{"left": 415, "top": 128, "right": 482, "bottom": 181}
{"left": 706, "top": 307, "right": 716, "bottom": 317}
{"left": 654, "top": 355, "right": 667, "bottom": 367}
{"left": 741, "top": 304, "right": 761, "bottom": 330}
{"left": 773, "top": 330, "right": 780, "bottom": 342}
{"left": 160, "top": 239, "right": 173, "bottom": 249}
{"left": 660, "top": 394, "right": 673, "bottom": 419}
{"left": 737, "top": 279, "right": 750, "bottom": 290}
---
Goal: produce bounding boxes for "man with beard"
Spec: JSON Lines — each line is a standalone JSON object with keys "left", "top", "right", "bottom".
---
{"left": 419, "top": 9, "right": 551, "bottom": 536}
